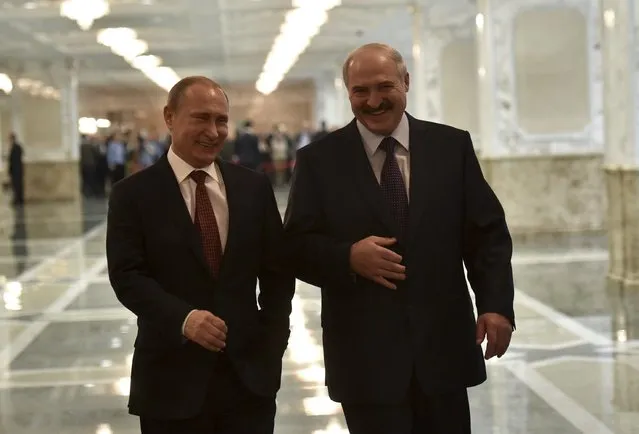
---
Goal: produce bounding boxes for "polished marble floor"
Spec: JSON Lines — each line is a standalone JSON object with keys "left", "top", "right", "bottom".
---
{"left": 0, "top": 192, "right": 638, "bottom": 433}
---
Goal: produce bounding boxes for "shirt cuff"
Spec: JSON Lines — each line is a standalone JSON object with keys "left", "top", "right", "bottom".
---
{"left": 181, "top": 309, "right": 197, "bottom": 336}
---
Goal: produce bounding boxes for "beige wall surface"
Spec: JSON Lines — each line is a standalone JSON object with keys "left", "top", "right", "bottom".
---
{"left": 78, "top": 80, "right": 315, "bottom": 136}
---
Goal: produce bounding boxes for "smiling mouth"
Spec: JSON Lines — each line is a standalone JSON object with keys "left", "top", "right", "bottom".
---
{"left": 367, "top": 109, "right": 388, "bottom": 116}
{"left": 197, "top": 141, "right": 216, "bottom": 148}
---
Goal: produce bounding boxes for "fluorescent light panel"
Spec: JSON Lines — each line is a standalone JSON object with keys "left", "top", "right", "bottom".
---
{"left": 255, "top": 0, "right": 341, "bottom": 95}
{"left": 97, "top": 27, "right": 180, "bottom": 92}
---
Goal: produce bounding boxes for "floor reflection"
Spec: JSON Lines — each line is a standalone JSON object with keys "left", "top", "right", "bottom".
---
{"left": 10, "top": 207, "right": 28, "bottom": 276}
{"left": 607, "top": 278, "right": 639, "bottom": 343}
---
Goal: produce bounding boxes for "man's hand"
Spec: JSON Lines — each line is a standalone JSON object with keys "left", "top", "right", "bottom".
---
{"left": 476, "top": 313, "right": 512, "bottom": 360}
{"left": 349, "top": 236, "right": 406, "bottom": 290}
{"left": 183, "top": 310, "right": 228, "bottom": 352}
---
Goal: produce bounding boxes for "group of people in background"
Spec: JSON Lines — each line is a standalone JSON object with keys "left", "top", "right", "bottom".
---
{"left": 222, "top": 120, "right": 329, "bottom": 187}
{"left": 79, "top": 129, "right": 169, "bottom": 198}
{"left": 79, "top": 120, "right": 331, "bottom": 198}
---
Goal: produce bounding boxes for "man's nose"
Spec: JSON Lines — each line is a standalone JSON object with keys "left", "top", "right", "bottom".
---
{"left": 366, "top": 91, "right": 383, "bottom": 108}
{"left": 206, "top": 124, "right": 219, "bottom": 139}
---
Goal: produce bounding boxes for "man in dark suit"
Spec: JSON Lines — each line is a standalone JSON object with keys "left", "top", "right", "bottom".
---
{"left": 284, "top": 43, "right": 515, "bottom": 433}
{"left": 8, "top": 132, "right": 24, "bottom": 206}
{"left": 106, "top": 76, "right": 295, "bottom": 434}
{"left": 233, "top": 120, "right": 261, "bottom": 171}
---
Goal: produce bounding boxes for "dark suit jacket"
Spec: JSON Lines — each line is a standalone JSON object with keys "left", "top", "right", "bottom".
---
{"left": 9, "top": 142, "right": 23, "bottom": 179}
{"left": 284, "top": 114, "right": 515, "bottom": 404}
{"left": 106, "top": 155, "right": 295, "bottom": 419}
{"left": 233, "top": 132, "right": 261, "bottom": 169}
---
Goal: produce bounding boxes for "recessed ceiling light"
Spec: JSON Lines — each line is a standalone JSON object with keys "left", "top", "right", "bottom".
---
{"left": 23, "top": 2, "right": 36, "bottom": 8}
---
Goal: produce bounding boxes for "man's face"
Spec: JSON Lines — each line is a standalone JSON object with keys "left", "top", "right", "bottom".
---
{"left": 347, "top": 50, "right": 409, "bottom": 136}
{"left": 163, "top": 83, "right": 229, "bottom": 168}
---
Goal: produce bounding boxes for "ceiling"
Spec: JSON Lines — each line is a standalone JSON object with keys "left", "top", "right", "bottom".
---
{"left": 0, "top": 0, "right": 475, "bottom": 92}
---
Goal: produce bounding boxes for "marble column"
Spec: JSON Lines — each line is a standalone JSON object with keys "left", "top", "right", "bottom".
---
{"left": 2, "top": 75, "right": 23, "bottom": 190}
{"left": 333, "top": 72, "right": 352, "bottom": 126}
{"left": 409, "top": 4, "right": 428, "bottom": 121}
{"left": 22, "top": 59, "right": 81, "bottom": 202}
{"left": 474, "top": 0, "right": 513, "bottom": 159}
{"left": 314, "top": 72, "right": 340, "bottom": 130}
{"left": 9, "top": 88, "right": 24, "bottom": 146}
{"left": 60, "top": 58, "right": 80, "bottom": 161}
{"left": 600, "top": 0, "right": 639, "bottom": 286}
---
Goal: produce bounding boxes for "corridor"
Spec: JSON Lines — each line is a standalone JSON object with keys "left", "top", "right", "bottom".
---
{"left": 0, "top": 190, "right": 636, "bottom": 434}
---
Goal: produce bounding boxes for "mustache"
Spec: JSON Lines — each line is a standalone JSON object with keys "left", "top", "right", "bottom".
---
{"left": 362, "top": 100, "right": 392, "bottom": 114}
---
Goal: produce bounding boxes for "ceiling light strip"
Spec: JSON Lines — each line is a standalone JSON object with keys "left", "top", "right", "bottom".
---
{"left": 60, "top": 0, "right": 110, "bottom": 31}
{"left": 255, "top": 0, "right": 341, "bottom": 95}
{"left": 97, "top": 27, "right": 180, "bottom": 92}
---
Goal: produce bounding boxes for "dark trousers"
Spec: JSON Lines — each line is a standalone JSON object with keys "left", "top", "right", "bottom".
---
{"left": 342, "top": 374, "right": 471, "bottom": 434}
{"left": 81, "top": 165, "right": 98, "bottom": 197}
{"left": 10, "top": 174, "right": 24, "bottom": 205}
{"left": 139, "top": 355, "right": 276, "bottom": 434}
{"left": 110, "top": 164, "right": 126, "bottom": 186}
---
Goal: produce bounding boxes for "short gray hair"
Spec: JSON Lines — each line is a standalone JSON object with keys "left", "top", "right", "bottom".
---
{"left": 167, "top": 76, "right": 228, "bottom": 112}
{"left": 342, "top": 43, "right": 408, "bottom": 87}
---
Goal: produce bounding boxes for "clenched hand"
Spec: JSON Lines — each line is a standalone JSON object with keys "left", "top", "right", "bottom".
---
{"left": 183, "top": 310, "right": 228, "bottom": 352}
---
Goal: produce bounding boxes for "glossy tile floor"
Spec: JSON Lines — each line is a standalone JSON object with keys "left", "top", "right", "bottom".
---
{"left": 0, "top": 192, "right": 638, "bottom": 433}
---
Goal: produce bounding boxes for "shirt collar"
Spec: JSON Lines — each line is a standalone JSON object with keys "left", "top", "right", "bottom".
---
{"left": 357, "top": 112, "right": 410, "bottom": 157}
{"left": 167, "top": 146, "right": 221, "bottom": 185}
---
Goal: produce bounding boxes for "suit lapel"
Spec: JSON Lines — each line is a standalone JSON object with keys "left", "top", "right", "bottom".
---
{"left": 407, "top": 115, "right": 438, "bottom": 240}
{"left": 153, "top": 156, "right": 212, "bottom": 277}
{"left": 342, "top": 121, "right": 397, "bottom": 234}
{"left": 215, "top": 159, "right": 240, "bottom": 277}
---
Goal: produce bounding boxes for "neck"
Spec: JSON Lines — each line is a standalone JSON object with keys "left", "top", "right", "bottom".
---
{"left": 171, "top": 145, "right": 217, "bottom": 169}
{"left": 171, "top": 146, "right": 197, "bottom": 168}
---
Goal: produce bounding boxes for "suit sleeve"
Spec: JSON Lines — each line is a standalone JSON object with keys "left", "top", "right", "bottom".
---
{"left": 106, "top": 181, "right": 194, "bottom": 346}
{"left": 256, "top": 176, "right": 295, "bottom": 353}
{"left": 461, "top": 132, "right": 516, "bottom": 329}
{"left": 283, "top": 148, "right": 353, "bottom": 288}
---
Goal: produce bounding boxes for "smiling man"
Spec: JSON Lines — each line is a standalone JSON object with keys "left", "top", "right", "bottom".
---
{"left": 106, "top": 76, "right": 294, "bottom": 434}
{"left": 284, "top": 43, "right": 516, "bottom": 433}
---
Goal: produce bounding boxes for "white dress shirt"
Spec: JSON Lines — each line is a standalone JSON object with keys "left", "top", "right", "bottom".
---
{"left": 167, "top": 147, "right": 229, "bottom": 249}
{"left": 167, "top": 146, "right": 229, "bottom": 334}
{"left": 356, "top": 112, "right": 411, "bottom": 199}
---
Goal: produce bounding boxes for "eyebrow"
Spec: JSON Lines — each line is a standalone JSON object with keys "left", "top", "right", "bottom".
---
{"left": 190, "top": 110, "right": 229, "bottom": 119}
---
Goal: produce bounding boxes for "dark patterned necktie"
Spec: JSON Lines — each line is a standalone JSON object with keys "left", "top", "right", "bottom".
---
{"left": 190, "top": 170, "right": 223, "bottom": 276}
{"left": 379, "top": 137, "right": 409, "bottom": 237}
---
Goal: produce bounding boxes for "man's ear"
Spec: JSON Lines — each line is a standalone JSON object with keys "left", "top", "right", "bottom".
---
{"left": 404, "top": 72, "right": 410, "bottom": 92}
{"left": 163, "top": 106, "right": 173, "bottom": 131}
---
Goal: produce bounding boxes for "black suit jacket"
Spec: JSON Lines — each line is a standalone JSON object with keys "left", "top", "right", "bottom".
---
{"left": 284, "top": 114, "right": 515, "bottom": 404}
{"left": 106, "top": 155, "right": 295, "bottom": 419}
{"left": 9, "top": 143, "right": 23, "bottom": 179}
{"left": 233, "top": 132, "right": 261, "bottom": 169}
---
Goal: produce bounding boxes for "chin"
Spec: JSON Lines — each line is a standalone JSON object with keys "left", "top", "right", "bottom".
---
{"left": 194, "top": 148, "right": 219, "bottom": 166}
{"left": 364, "top": 120, "right": 395, "bottom": 136}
